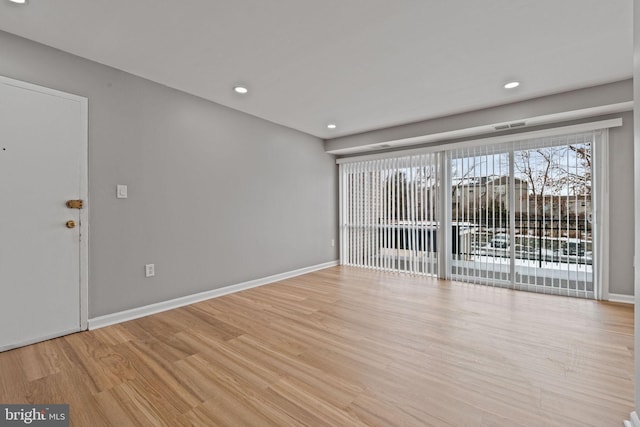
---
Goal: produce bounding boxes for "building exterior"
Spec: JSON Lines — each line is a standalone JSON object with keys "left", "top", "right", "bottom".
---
{"left": 452, "top": 175, "right": 529, "bottom": 218}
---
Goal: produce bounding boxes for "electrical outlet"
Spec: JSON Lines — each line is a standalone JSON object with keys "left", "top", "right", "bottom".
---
{"left": 145, "top": 264, "right": 155, "bottom": 277}
{"left": 331, "top": 239, "right": 335, "bottom": 247}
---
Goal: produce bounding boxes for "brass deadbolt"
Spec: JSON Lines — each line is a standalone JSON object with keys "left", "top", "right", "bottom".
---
{"left": 66, "top": 200, "right": 83, "bottom": 209}
{"left": 66, "top": 220, "right": 76, "bottom": 229}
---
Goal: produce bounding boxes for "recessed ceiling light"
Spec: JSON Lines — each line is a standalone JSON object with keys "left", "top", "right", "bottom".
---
{"left": 233, "top": 86, "right": 248, "bottom": 94}
{"left": 327, "top": 124, "right": 337, "bottom": 129}
{"left": 504, "top": 81, "right": 520, "bottom": 89}
{"left": 8, "top": 0, "right": 27, "bottom": 4}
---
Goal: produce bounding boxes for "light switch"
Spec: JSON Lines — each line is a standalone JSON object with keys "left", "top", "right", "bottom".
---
{"left": 117, "top": 185, "right": 128, "bottom": 199}
{"left": 145, "top": 264, "right": 155, "bottom": 277}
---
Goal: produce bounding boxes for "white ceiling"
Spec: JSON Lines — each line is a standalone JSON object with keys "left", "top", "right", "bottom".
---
{"left": 0, "top": 0, "right": 633, "bottom": 139}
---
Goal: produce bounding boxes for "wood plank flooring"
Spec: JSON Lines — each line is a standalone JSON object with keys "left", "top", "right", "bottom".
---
{"left": 0, "top": 266, "right": 633, "bottom": 426}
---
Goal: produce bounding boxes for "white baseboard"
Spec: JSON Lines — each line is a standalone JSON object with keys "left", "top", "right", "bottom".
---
{"left": 624, "top": 411, "right": 640, "bottom": 427}
{"left": 608, "top": 293, "right": 635, "bottom": 304}
{"left": 88, "top": 260, "right": 338, "bottom": 330}
{"left": 0, "top": 327, "right": 80, "bottom": 353}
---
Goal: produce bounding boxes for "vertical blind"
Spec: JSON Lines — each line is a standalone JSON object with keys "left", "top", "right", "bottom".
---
{"left": 339, "top": 128, "right": 601, "bottom": 299}
{"left": 450, "top": 144, "right": 511, "bottom": 285}
{"left": 340, "top": 153, "right": 440, "bottom": 276}
{"left": 450, "top": 132, "right": 594, "bottom": 298}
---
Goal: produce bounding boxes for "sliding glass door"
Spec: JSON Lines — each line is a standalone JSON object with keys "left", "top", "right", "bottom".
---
{"left": 339, "top": 126, "right": 608, "bottom": 299}
{"left": 449, "top": 132, "right": 595, "bottom": 297}
{"left": 340, "top": 154, "right": 440, "bottom": 276}
{"left": 512, "top": 135, "right": 594, "bottom": 296}
{"left": 449, "top": 146, "right": 512, "bottom": 285}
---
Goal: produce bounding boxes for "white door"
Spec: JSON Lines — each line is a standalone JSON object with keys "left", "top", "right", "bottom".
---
{"left": 0, "top": 76, "right": 88, "bottom": 351}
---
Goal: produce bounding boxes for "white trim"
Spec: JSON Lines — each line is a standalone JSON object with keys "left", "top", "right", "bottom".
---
{"left": 336, "top": 118, "right": 623, "bottom": 164}
{"left": 0, "top": 75, "right": 86, "bottom": 103}
{"left": 593, "top": 130, "right": 610, "bottom": 300}
{"left": 0, "top": 75, "right": 89, "bottom": 332}
{"left": 623, "top": 412, "right": 640, "bottom": 427}
{"left": 508, "top": 150, "right": 516, "bottom": 284}
{"left": 634, "top": 0, "right": 640, "bottom": 412}
{"left": 608, "top": 293, "right": 635, "bottom": 304}
{"left": 339, "top": 164, "right": 345, "bottom": 265}
{"left": 438, "top": 153, "right": 452, "bottom": 279}
{"left": 77, "top": 91, "right": 89, "bottom": 330}
{"left": 88, "top": 260, "right": 339, "bottom": 330}
{"left": 329, "top": 103, "right": 632, "bottom": 156}
{"left": 626, "top": 411, "right": 640, "bottom": 427}
{"left": 0, "top": 328, "right": 80, "bottom": 353}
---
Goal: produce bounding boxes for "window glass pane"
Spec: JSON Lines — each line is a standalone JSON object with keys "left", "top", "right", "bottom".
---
{"left": 341, "top": 154, "right": 440, "bottom": 276}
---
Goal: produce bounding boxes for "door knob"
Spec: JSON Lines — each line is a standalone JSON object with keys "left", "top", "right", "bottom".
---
{"left": 66, "top": 220, "right": 76, "bottom": 229}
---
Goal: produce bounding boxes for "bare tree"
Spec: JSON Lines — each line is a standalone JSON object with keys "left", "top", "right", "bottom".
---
{"left": 514, "top": 147, "right": 561, "bottom": 198}
{"left": 559, "top": 144, "right": 591, "bottom": 196}
{"left": 514, "top": 144, "right": 591, "bottom": 198}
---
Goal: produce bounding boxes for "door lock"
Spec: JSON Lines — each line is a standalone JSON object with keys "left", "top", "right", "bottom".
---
{"left": 66, "top": 200, "right": 83, "bottom": 209}
{"left": 65, "top": 220, "right": 76, "bottom": 229}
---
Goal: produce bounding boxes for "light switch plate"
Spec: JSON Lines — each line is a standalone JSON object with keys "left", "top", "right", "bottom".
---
{"left": 117, "top": 184, "right": 128, "bottom": 199}
{"left": 145, "top": 264, "right": 155, "bottom": 277}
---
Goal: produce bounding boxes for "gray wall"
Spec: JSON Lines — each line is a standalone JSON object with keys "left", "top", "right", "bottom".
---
{"left": 609, "top": 111, "right": 634, "bottom": 296}
{"left": 0, "top": 31, "right": 338, "bottom": 318}
{"left": 326, "top": 80, "right": 632, "bottom": 153}
{"left": 329, "top": 87, "right": 635, "bottom": 297}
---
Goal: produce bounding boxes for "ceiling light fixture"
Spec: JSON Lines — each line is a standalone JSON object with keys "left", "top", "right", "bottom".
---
{"left": 233, "top": 86, "right": 248, "bottom": 94}
{"left": 504, "top": 81, "right": 520, "bottom": 89}
{"left": 8, "top": 0, "right": 27, "bottom": 4}
{"left": 327, "top": 124, "right": 337, "bottom": 129}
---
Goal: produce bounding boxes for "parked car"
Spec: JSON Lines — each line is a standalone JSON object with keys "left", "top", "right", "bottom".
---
{"left": 561, "top": 239, "right": 585, "bottom": 256}
{"left": 490, "top": 233, "right": 509, "bottom": 249}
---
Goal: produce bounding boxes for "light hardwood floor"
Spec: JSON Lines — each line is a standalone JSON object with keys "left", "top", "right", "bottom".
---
{"left": 0, "top": 266, "right": 633, "bottom": 426}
